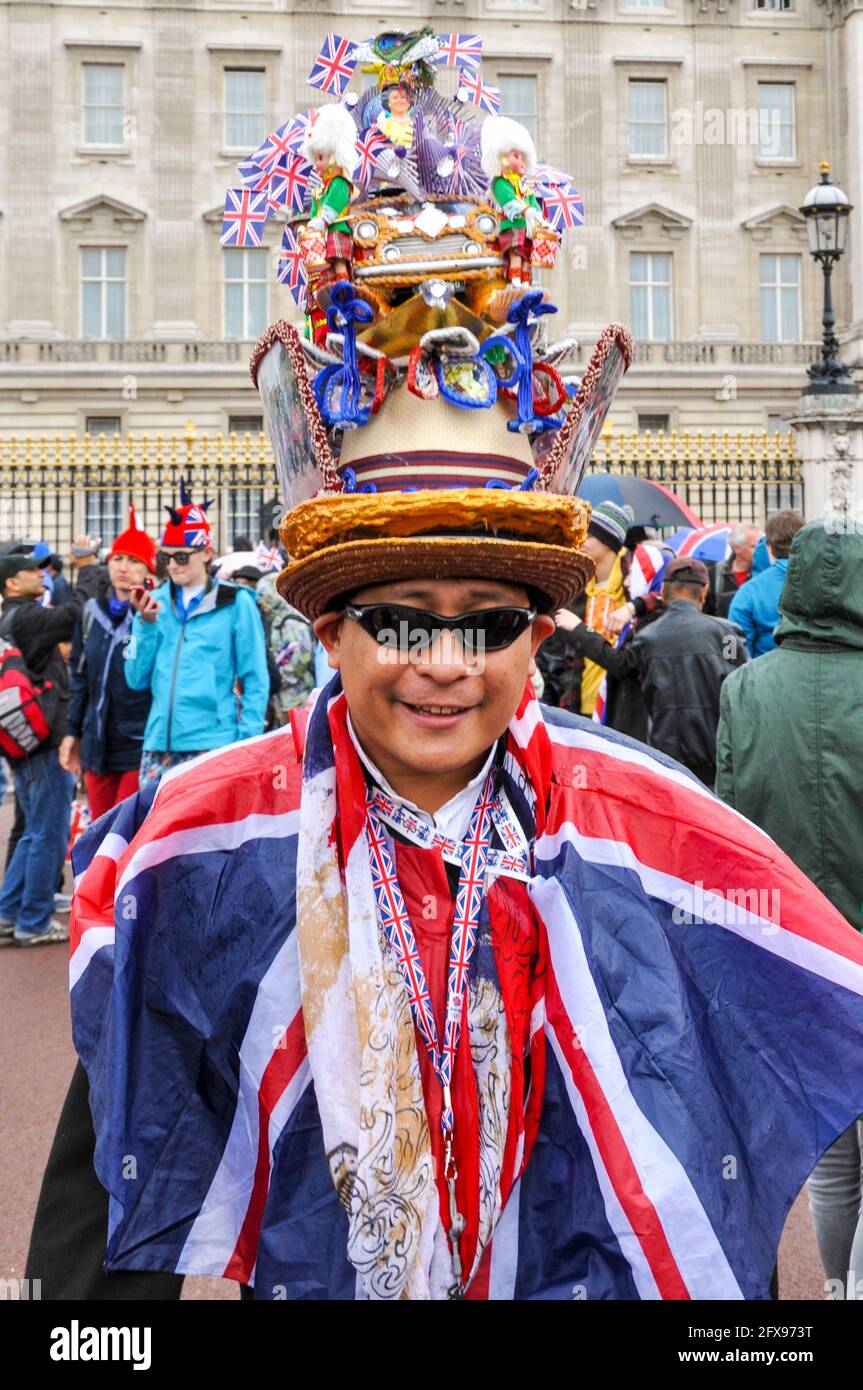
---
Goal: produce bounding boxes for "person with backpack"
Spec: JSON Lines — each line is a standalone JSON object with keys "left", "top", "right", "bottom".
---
{"left": 59, "top": 509, "right": 156, "bottom": 819}
{"left": 125, "top": 483, "right": 269, "bottom": 786}
{"left": 0, "top": 555, "right": 80, "bottom": 945}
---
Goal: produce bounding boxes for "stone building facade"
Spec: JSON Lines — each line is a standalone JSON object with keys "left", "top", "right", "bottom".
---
{"left": 0, "top": 0, "right": 860, "bottom": 440}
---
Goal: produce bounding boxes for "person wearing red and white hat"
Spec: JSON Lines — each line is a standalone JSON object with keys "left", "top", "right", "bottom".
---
{"left": 59, "top": 507, "right": 157, "bottom": 818}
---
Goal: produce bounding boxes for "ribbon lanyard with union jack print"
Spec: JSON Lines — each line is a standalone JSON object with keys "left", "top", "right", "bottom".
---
{"left": 365, "top": 772, "right": 501, "bottom": 1298}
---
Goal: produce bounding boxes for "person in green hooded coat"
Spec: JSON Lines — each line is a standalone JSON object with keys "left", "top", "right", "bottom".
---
{"left": 716, "top": 517, "right": 863, "bottom": 1299}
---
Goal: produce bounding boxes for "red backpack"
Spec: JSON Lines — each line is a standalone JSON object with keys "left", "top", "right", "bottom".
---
{"left": 0, "top": 615, "right": 56, "bottom": 760}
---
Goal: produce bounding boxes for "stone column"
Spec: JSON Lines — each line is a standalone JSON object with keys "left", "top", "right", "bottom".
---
{"left": 788, "top": 392, "right": 863, "bottom": 524}
{"left": 6, "top": 4, "right": 57, "bottom": 336}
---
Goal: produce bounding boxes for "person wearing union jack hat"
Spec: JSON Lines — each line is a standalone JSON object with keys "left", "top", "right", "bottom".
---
{"left": 123, "top": 480, "right": 269, "bottom": 788}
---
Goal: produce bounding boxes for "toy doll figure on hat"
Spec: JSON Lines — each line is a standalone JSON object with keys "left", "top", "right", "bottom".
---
{"left": 301, "top": 105, "right": 359, "bottom": 345}
{"left": 481, "top": 116, "right": 543, "bottom": 288}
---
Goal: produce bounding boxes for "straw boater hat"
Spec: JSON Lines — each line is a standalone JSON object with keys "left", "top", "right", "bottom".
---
{"left": 250, "top": 320, "right": 632, "bottom": 622}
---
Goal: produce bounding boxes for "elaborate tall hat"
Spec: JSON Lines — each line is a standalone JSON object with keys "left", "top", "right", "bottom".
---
{"left": 253, "top": 305, "right": 631, "bottom": 620}
{"left": 239, "top": 23, "right": 631, "bottom": 619}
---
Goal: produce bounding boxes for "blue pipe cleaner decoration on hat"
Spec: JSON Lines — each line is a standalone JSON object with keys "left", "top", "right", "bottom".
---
{"left": 312, "top": 283, "right": 375, "bottom": 430}
{"left": 481, "top": 291, "right": 561, "bottom": 436}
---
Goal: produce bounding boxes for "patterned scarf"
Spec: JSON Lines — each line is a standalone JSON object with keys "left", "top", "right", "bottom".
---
{"left": 296, "top": 680, "right": 550, "bottom": 1299}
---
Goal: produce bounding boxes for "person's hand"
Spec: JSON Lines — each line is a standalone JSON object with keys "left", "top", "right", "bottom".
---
{"left": 606, "top": 602, "right": 635, "bottom": 635}
{"left": 70, "top": 533, "right": 100, "bottom": 566}
{"left": 554, "top": 608, "right": 580, "bottom": 631}
{"left": 129, "top": 586, "right": 160, "bottom": 623}
{"left": 59, "top": 736, "right": 82, "bottom": 776}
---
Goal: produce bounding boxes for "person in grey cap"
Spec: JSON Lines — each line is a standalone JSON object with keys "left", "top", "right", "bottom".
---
{"left": 538, "top": 499, "right": 635, "bottom": 714}
{"left": 0, "top": 554, "right": 82, "bottom": 945}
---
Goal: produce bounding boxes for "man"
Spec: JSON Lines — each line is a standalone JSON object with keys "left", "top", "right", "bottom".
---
{"left": 27, "top": 305, "right": 863, "bottom": 1304}
{"left": 60, "top": 508, "right": 156, "bottom": 818}
{"left": 0, "top": 554, "right": 79, "bottom": 945}
{"left": 549, "top": 541, "right": 671, "bottom": 742}
{"left": 728, "top": 508, "right": 804, "bottom": 657}
{"left": 556, "top": 556, "right": 747, "bottom": 787}
{"left": 124, "top": 483, "right": 269, "bottom": 786}
{"left": 709, "top": 523, "right": 762, "bottom": 617}
{"left": 539, "top": 499, "right": 633, "bottom": 713}
{"left": 716, "top": 519, "right": 863, "bottom": 1296}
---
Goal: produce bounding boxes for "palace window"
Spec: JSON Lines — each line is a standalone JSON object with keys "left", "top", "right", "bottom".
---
{"left": 757, "top": 82, "right": 795, "bottom": 160}
{"left": 760, "top": 254, "right": 801, "bottom": 341}
{"left": 629, "top": 252, "right": 672, "bottom": 341}
{"left": 80, "top": 247, "right": 126, "bottom": 339}
{"left": 223, "top": 247, "right": 268, "bottom": 339}
{"left": 497, "top": 75, "right": 539, "bottom": 146}
{"left": 628, "top": 79, "right": 667, "bottom": 159}
{"left": 224, "top": 69, "right": 267, "bottom": 150}
{"left": 82, "top": 63, "right": 124, "bottom": 146}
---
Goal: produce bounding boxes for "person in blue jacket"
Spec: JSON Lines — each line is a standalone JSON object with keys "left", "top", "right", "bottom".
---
{"left": 125, "top": 484, "right": 269, "bottom": 787}
{"left": 728, "top": 509, "right": 804, "bottom": 658}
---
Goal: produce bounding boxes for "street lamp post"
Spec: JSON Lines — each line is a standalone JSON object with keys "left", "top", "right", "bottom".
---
{"left": 799, "top": 162, "right": 857, "bottom": 396}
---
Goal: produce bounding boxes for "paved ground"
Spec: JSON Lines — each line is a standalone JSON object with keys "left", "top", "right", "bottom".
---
{"left": 0, "top": 797, "right": 827, "bottom": 1303}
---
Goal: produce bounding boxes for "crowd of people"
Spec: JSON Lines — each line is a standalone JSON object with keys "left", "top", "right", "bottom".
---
{"left": 0, "top": 490, "right": 315, "bottom": 948}
{"left": 2, "top": 488, "right": 861, "bottom": 1295}
{"left": 536, "top": 501, "right": 806, "bottom": 789}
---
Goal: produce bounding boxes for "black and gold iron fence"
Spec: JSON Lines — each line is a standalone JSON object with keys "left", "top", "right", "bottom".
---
{"left": 0, "top": 422, "right": 801, "bottom": 553}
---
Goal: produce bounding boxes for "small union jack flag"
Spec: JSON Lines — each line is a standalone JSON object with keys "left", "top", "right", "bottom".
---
{"left": 220, "top": 187, "right": 270, "bottom": 247}
{"left": 276, "top": 225, "right": 307, "bottom": 305}
{"left": 437, "top": 33, "right": 483, "bottom": 71}
{"left": 533, "top": 162, "right": 576, "bottom": 189}
{"left": 355, "top": 127, "right": 387, "bottom": 187}
{"left": 265, "top": 154, "right": 314, "bottom": 215}
{"left": 307, "top": 33, "right": 356, "bottom": 96}
{"left": 541, "top": 182, "right": 585, "bottom": 231}
{"left": 456, "top": 69, "right": 501, "bottom": 115}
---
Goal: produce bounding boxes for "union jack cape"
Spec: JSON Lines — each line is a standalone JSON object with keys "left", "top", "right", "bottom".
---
{"left": 69, "top": 681, "right": 863, "bottom": 1299}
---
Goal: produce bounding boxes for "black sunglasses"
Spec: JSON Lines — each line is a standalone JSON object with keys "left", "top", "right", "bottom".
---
{"left": 158, "top": 550, "right": 196, "bottom": 567}
{"left": 344, "top": 603, "right": 537, "bottom": 652}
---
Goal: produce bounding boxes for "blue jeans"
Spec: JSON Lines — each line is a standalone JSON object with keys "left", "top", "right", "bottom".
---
{"left": 0, "top": 748, "right": 75, "bottom": 937}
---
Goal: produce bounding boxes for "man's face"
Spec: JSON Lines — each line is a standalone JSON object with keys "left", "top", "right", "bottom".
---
{"left": 160, "top": 545, "right": 211, "bottom": 587}
{"left": 732, "top": 527, "right": 761, "bottom": 569}
{"left": 314, "top": 578, "right": 555, "bottom": 791}
{"left": 3, "top": 566, "right": 45, "bottom": 601}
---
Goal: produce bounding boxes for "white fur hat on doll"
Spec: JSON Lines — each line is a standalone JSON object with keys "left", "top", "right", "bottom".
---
{"left": 480, "top": 115, "right": 537, "bottom": 182}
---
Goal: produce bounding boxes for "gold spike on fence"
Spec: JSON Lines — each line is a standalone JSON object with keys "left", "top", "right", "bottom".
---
{"left": 0, "top": 426, "right": 801, "bottom": 552}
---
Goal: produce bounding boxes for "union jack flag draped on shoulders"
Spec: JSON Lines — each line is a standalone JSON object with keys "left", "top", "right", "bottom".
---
{"left": 70, "top": 678, "right": 863, "bottom": 1299}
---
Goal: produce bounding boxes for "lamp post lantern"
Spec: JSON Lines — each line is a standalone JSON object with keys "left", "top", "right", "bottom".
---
{"left": 799, "top": 162, "right": 857, "bottom": 395}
